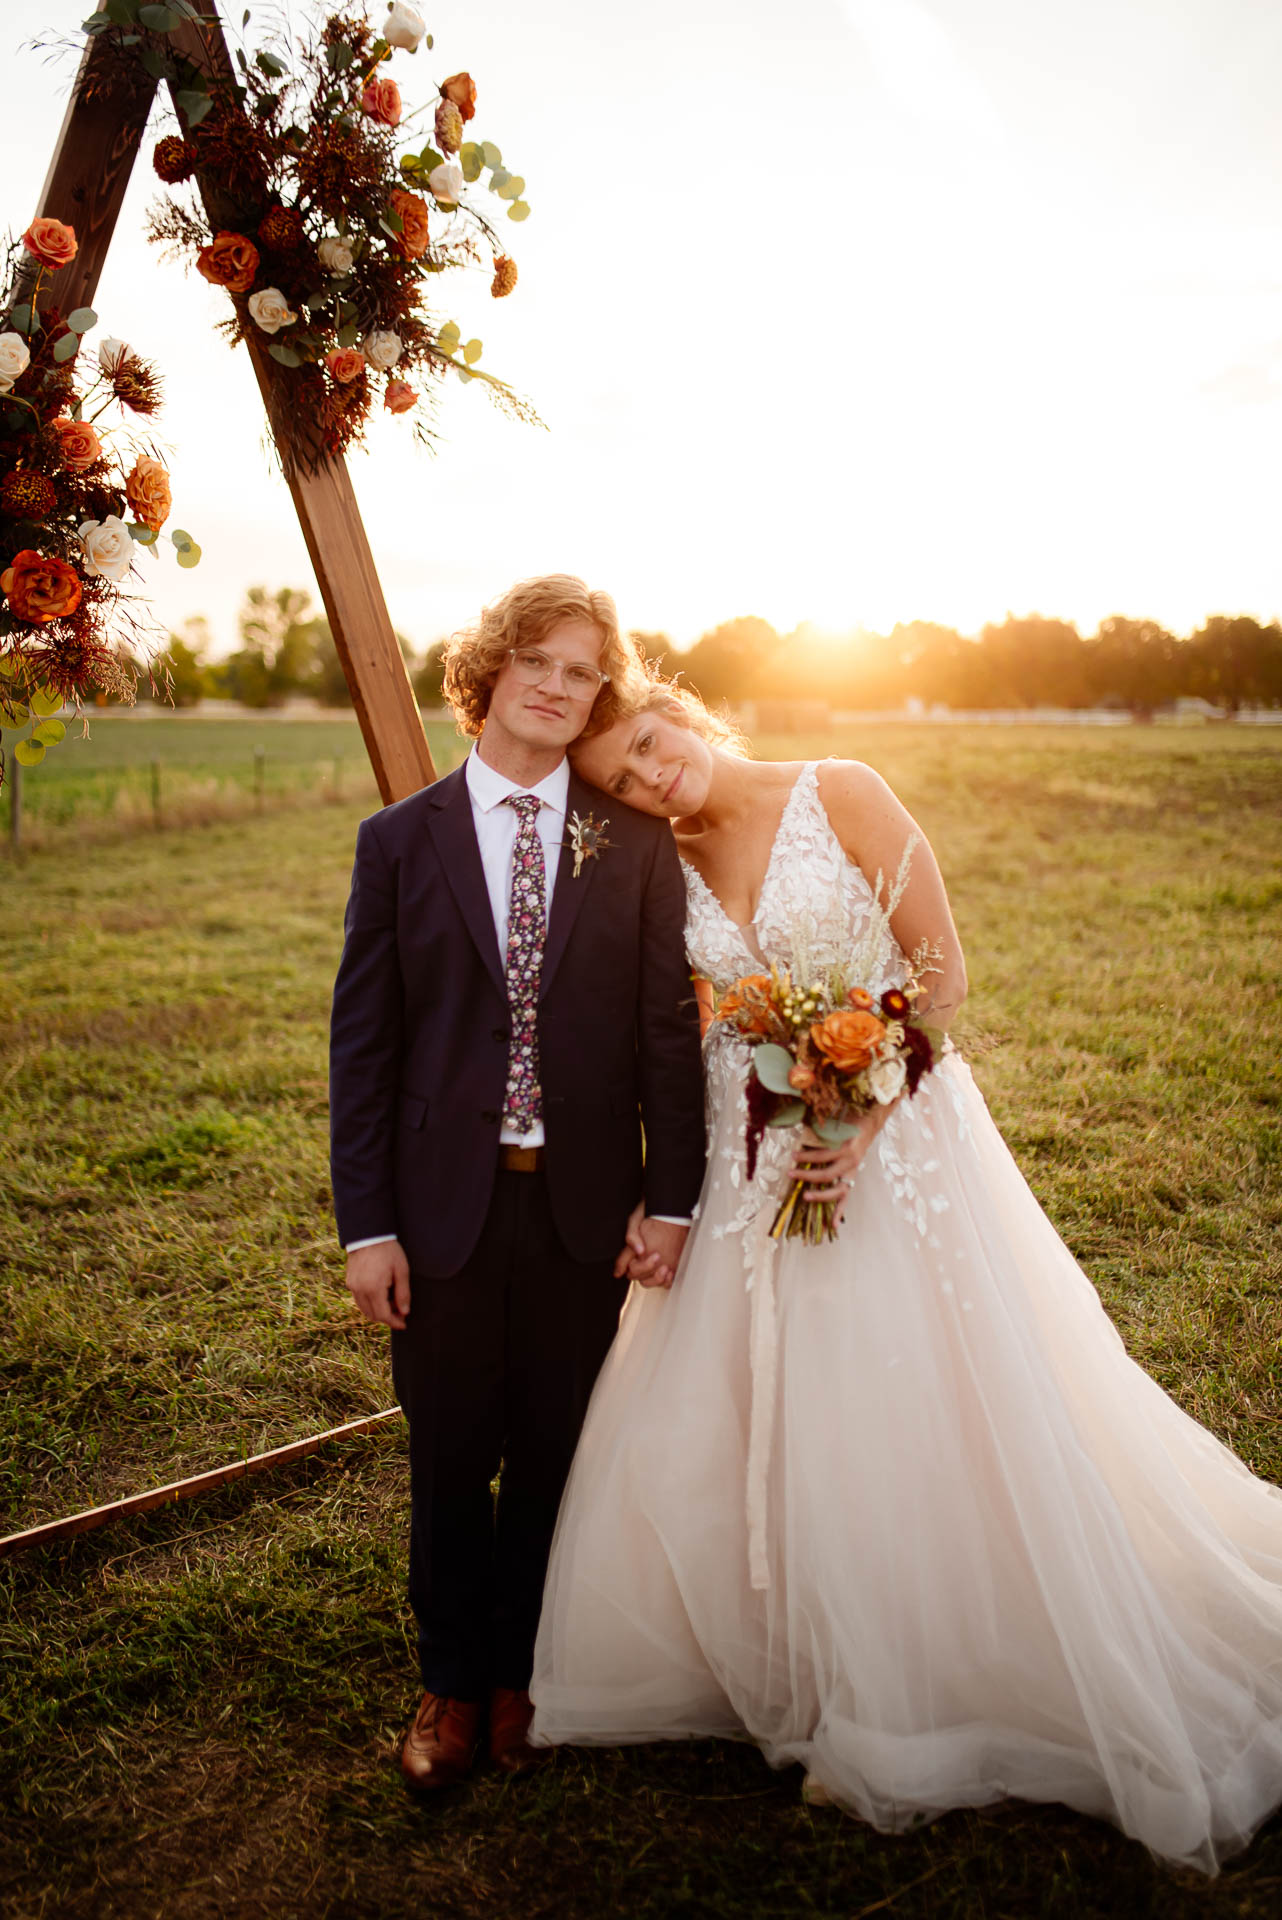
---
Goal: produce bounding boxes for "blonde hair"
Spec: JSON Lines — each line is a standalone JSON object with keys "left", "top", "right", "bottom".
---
{"left": 576, "top": 661, "right": 751, "bottom": 756}
{"left": 442, "top": 574, "right": 642, "bottom": 737}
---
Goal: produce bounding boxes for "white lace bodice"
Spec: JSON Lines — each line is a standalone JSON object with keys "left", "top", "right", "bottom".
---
{"left": 681, "top": 760, "right": 907, "bottom": 995}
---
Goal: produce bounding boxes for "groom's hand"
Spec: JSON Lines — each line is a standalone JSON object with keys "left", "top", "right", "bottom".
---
{"left": 346, "top": 1240, "right": 411, "bottom": 1330}
{"left": 623, "top": 1217, "right": 689, "bottom": 1291}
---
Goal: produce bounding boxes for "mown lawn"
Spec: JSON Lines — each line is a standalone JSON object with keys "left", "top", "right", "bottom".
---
{"left": 1, "top": 723, "right": 1279, "bottom": 1918}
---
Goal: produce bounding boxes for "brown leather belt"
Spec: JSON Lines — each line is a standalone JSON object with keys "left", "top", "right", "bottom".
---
{"left": 498, "top": 1144, "right": 545, "bottom": 1173}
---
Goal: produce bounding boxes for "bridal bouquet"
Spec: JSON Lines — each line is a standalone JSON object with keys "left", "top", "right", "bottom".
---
{"left": 714, "top": 959, "right": 944, "bottom": 1243}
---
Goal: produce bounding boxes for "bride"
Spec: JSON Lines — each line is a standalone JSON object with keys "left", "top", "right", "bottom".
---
{"left": 528, "top": 680, "right": 1282, "bottom": 1875}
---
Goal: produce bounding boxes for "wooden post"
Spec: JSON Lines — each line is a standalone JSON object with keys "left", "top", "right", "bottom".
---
{"left": 28, "top": 10, "right": 436, "bottom": 806}
{"left": 8, "top": 754, "right": 21, "bottom": 855}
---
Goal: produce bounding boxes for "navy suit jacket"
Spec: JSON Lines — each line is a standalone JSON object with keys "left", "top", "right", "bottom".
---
{"left": 329, "top": 762, "right": 707, "bottom": 1277}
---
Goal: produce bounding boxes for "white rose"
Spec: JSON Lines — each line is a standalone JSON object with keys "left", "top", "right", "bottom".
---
{"left": 247, "top": 288, "right": 298, "bottom": 334}
{"left": 318, "top": 235, "right": 354, "bottom": 276}
{"left": 79, "top": 515, "right": 134, "bottom": 584}
{"left": 0, "top": 330, "right": 31, "bottom": 393}
{"left": 362, "top": 329, "right": 403, "bottom": 371}
{"left": 384, "top": 2, "right": 427, "bottom": 51}
{"left": 427, "top": 162, "right": 464, "bottom": 205}
{"left": 98, "top": 336, "right": 131, "bottom": 375}
{"left": 867, "top": 1053, "right": 907, "bottom": 1106}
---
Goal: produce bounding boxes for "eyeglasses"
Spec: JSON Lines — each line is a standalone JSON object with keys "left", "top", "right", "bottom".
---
{"left": 506, "top": 647, "right": 609, "bottom": 700}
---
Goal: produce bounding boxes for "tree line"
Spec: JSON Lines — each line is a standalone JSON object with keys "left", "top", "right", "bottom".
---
{"left": 146, "top": 593, "right": 1282, "bottom": 715}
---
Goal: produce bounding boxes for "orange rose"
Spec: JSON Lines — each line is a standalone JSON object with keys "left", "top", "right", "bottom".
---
{"left": 361, "top": 75, "right": 402, "bottom": 126}
{"left": 53, "top": 417, "right": 102, "bottom": 471}
{"left": 384, "top": 380, "right": 416, "bottom": 414}
{"left": 196, "top": 231, "right": 261, "bottom": 293}
{"left": 124, "top": 455, "right": 171, "bottom": 532}
{"left": 715, "top": 973, "right": 775, "bottom": 1035}
{"left": 440, "top": 71, "right": 477, "bottom": 121}
{"left": 22, "top": 216, "right": 77, "bottom": 270}
{"left": 325, "top": 348, "right": 365, "bottom": 384}
{"left": 810, "top": 1008, "right": 886, "bottom": 1072}
{"left": 1, "top": 548, "right": 82, "bottom": 623}
{"left": 389, "top": 188, "right": 429, "bottom": 260}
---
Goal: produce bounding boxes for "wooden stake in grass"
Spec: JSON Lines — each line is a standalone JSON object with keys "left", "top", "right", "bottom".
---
{"left": 8, "top": 752, "right": 20, "bottom": 854}
{"left": 254, "top": 746, "right": 265, "bottom": 813}
{"left": 150, "top": 756, "right": 161, "bottom": 827}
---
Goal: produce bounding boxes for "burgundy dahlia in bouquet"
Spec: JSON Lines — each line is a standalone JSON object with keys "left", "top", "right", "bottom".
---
{"left": 716, "top": 956, "right": 944, "bottom": 1245}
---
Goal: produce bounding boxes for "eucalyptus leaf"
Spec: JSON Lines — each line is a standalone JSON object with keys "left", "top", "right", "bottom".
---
{"left": 380, "top": 211, "right": 405, "bottom": 235}
{"left": 52, "top": 333, "right": 79, "bottom": 363}
{"left": 13, "top": 738, "right": 45, "bottom": 766}
{"left": 67, "top": 307, "right": 98, "bottom": 333}
{"left": 507, "top": 200, "right": 531, "bottom": 223}
{"left": 127, "top": 522, "right": 158, "bottom": 544}
{"left": 138, "top": 45, "right": 166, "bottom": 78}
{"left": 255, "top": 49, "right": 286, "bottom": 77}
{"left": 336, "top": 321, "right": 359, "bottom": 350}
{"left": 138, "top": 3, "right": 180, "bottom": 27}
{"left": 488, "top": 168, "right": 510, "bottom": 194}
{"left": 8, "top": 304, "right": 32, "bottom": 333}
{"left": 811, "top": 1116, "right": 861, "bottom": 1144}
{"left": 497, "top": 174, "right": 525, "bottom": 201}
{"left": 33, "top": 718, "right": 66, "bottom": 747}
{"left": 30, "top": 689, "right": 65, "bottom": 718}
{"left": 104, "top": 0, "right": 137, "bottom": 24}
{"left": 0, "top": 697, "right": 29, "bottom": 727}
{"left": 417, "top": 146, "right": 444, "bottom": 173}
{"left": 169, "top": 529, "right": 193, "bottom": 548}
{"left": 268, "top": 344, "right": 301, "bottom": 368}
{"left": 435, "top": 320, "right": 461, "bottom": 354}
{"left": 765, "top": 1100, "right": 807, "bottom": 1128}
{"left": 480, "top": 141, "right": 502, "bottom": 169}
{"left": 303, "top": 290, "right": 330, "bottom": 311}
{"left": 752, "top": 1044, "right": 797, "bottom": 1097}
{"left": 177, "top": 90, "right": 213, "bottom": 126}
{"left": 458, "top": 142, "right": 483, "bottom": 183}
{"left": 175, "top": 541, "right": 202, "bottom": 569}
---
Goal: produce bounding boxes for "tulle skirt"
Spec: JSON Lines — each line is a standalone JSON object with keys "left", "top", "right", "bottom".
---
{"left": 530, "top": 1050, "right": 1282, "bottom": 1874}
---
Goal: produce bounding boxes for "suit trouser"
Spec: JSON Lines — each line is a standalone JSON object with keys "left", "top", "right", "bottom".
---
{"left": 390, "top": 1167, "right": 628, "bottom": 1700}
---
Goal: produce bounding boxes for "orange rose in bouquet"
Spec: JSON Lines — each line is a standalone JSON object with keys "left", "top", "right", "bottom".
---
{"left": 22, "top": 217, "right": 77, "bottom": 270}
{"left": 1, "top": 549, "right": 82, "bottom": 623}
{"left": 715, "top": 974, "right": 776, "bottom": 1037}
{"left": 389, "top": 189, "right": 430, "bottom": 260}
{"left": 810, "top": 1008, "right": 886, "bottom": 1072}
{"left": 53, "top": 418, "right": 102, "bottom": 472}
{"left": 196, "top": 232, "right": 261, "bottom": 293}
{"left": 125, "top": 456, "right": 171, "bottom": 532}
{"left": 441, "top": 72, "right": 477, "bottom": 120}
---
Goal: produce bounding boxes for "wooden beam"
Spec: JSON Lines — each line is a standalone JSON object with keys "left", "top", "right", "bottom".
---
{"left": 28, "top": 33, "right": 159, "bottom": 317}
{"left": 169, "top": 3, "right": 438, "bottom": 804}
{"left": 0, "top": 1409, "right": 403, "bottom": 1558}
{"left": 27, "top": 10, "right": 436, "bottom": 805}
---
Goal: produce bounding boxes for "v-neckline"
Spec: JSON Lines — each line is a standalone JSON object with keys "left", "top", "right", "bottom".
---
{"left": 680, "top": 762, "right": 816, "bottom": 944}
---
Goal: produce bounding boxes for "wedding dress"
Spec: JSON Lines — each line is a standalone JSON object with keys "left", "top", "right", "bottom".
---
{"left": 530, "top": 762, "right": 1282, "bottom": 1873}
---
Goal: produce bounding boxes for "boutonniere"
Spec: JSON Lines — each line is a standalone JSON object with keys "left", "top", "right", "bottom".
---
{"left": 564, "top": 809, "right": 612, "bottom": 878}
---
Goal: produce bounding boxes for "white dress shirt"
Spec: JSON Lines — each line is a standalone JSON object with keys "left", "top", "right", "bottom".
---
{"left": 346, "top": 744, "right": 686, "bottom": 1249}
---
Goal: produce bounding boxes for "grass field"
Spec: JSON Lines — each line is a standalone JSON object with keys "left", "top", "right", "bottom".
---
{"left": 1, "top": 723, "right": 1280, "bottom": 1918}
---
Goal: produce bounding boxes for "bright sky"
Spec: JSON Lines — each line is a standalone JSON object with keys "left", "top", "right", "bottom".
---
{"left": 4, "top": 0, "right": 1281, "bottom": 655}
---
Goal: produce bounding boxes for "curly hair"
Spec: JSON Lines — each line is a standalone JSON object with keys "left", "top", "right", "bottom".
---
{"left": 442, "top": 574, "right": 645, "bottom": 737}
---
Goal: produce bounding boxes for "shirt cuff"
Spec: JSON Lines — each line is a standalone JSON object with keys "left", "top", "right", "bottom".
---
{"left": 344, "top": 1234, "right": 398, "bottom": 1252}
{"left": 649, "top": 1215, "right": 691, "bottom": 1227}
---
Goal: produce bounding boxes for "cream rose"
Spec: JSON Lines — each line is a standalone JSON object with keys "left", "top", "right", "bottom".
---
{"left": 384, "top": 1, "right": 427, "bottom": 50}
{"left": 247, "top": 288, "right": 297, "bottom": 334}
{"left": 0, "top": 331, "right": 31, "bottom": 393}
{"left": 98, "top": 336, "right": 131, "bottom": 376}
{"left": 427, "top": 162, "right": 464, "bottom": 206}
{"left": 867, "top": 1053, "right": 907, "bottom": 1106}
{"left": 318, "top": 235, "right": 355, "bottom": 276}
{"left": 79, "top": 515, "right": 134, "bottom": 585}
{"left": 362, "top": 329, "right": 403, "bottom": 371}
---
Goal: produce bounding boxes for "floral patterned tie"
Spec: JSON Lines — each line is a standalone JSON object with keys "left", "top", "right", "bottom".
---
{"left": 501, "top": 794, "right": 546, "bottom": 1135}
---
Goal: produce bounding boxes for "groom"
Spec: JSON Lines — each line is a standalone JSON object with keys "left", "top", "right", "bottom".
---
{"left": 329, "top": 575, "right": 706, "bottom": 1791}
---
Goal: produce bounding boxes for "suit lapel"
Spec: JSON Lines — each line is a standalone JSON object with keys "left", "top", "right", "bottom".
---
{"left": 424, "top": 765, "right": 507, "bottom": 999}
{"left": 539, "top": 770, "right": 603, "bottom": 1001}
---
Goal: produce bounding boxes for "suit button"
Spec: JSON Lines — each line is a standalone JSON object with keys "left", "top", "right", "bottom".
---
{"left": 492, "top": 1028, "right": 508, "bottom": 1043}
{"left": 481, "top": 1110, "right": 499, "bottom": 1124}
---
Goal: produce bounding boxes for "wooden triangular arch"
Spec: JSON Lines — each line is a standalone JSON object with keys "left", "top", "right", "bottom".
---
{"left": 29, "top": 0, "right": 436, "bottom": 803}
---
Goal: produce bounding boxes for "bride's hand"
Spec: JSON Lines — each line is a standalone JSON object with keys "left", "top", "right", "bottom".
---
{"left": 789, "top": 1111, "right": 885, "bottom": 1221}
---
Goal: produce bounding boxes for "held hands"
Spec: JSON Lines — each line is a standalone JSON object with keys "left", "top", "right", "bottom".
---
{"left": 614, "top": 1203, "right": 689, "bottom": 1290}
{"left": 346, "top": 1239, "right": 411, "bottom": 1330}
{"left": 789, "top": 1108, "right": 888, "bottom": 1226}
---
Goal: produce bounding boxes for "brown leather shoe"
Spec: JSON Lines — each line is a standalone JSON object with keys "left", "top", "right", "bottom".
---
{"left": 400, "top": 1691, "right": 482, "bottom": 1793}
{"left": 489, "top": 1687, "right": 546, "bottom": 1775}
